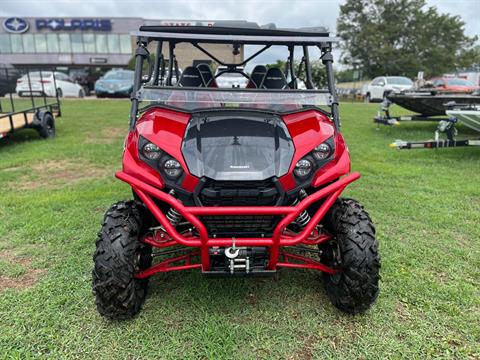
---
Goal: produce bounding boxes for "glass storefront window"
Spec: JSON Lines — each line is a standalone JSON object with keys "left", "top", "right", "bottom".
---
{"left": 71, "top": 34, "right": 84, "bottom": 53}
{"left": 119, "top": 34, "right": 132, "bottom": 54}
{"left": 95, "top": 34, "right": 108, "bottom": 53}
{"left": 10, "top": 35, "right": 23, "bottom": 53}
{"left": 0, "top": 31, "right": 133, "bottom": 55}
{"left": 58, "top": 34, "right": 71, "bottom": 53}
{"left": 83, "top": 33, "right": 95, "bottom": 53}
{"left": 107, "top": 34, "right": 119, "bottom": 54}
{"left": 22, "top": 34, "right": 35, "bottom": 53}
{"left": 46, "top": 34, "right": 59, "bottom": 53}
{"left": 34, "top": 34, "right": 47, "bottom": 53}
{"left": 0, "top": 34, "right": 11, "bottom": 53}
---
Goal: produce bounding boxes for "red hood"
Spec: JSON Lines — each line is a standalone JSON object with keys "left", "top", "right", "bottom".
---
{"left": 123, "top": 107, "right": 350, "bottom": 193}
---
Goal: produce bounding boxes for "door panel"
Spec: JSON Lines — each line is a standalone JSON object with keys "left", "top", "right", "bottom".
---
{"left": 371, "top": 79, "right": 385, "bottom": 100}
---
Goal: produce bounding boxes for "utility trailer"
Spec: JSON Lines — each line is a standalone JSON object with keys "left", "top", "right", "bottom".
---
{"left": 0, "top": 68, "right": 61, "bottom": 140}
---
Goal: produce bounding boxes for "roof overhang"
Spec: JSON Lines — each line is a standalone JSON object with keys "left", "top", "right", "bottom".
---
{"left": 131, "top": 26, "right": 337, "bottom": 45}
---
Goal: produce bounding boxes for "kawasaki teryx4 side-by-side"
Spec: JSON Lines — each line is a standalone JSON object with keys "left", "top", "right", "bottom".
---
{"left": 92, "top": 23, "right": 380, "bottom": 319}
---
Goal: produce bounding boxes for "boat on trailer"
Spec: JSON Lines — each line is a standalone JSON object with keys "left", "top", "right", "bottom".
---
{"left": 374, "top": 90, "right": 480, "bottom": 126}
{"left": 390, "top": 103, "right": 480, "bottom": 150}
{"left": 447, "top": 105, "right": 480, "bottom": 133}
{"left": 387, "top": 91, "right": 480, "bottom": 116}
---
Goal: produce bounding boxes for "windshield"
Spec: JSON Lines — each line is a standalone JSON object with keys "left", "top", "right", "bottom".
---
{"left": 446, "top": 78, "right": 474, "bottom": 86}
{"left": 139, "top": 87, "right": 332, "bottom": 113}
{"left": 387, "top": 77, "right": 413, "bottom": 85}
{"left": 103, "top": 71, "right": 134, "bottom": 80}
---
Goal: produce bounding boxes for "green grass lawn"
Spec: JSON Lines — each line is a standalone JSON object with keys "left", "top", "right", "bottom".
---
{"left": 0, "top": 100, "right": 478, "bottom": 359}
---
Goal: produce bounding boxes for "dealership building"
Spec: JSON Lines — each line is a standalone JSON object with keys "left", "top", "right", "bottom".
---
{"left": 0, "top": 17, "right": 244, "bottom": 70}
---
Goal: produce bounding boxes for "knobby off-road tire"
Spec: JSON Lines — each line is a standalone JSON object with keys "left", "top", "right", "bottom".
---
{"left": 92, "top": 201, "right": 152, "bottom": 319}
{"left": 320, "top": 198, "right": 380, "bottom": 314}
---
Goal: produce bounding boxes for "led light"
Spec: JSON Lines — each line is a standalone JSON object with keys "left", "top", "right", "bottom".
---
{"left": 294, "top": 159, "right": 313, "bottom": 178}
{"left": 312, "top": 142, "right": 332, "bottom": 160}
{"left": 142, "top": 142, "right": 161, "bottom": 160}
{"left": 163, "top": 159, "right": 182, "bottom": 178}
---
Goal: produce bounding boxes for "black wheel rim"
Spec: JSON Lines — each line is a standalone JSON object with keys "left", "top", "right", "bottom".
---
{"left": 322, "top": 239, "right": 342, "bottom": 283}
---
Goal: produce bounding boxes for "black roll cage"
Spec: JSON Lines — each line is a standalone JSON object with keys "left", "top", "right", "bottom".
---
{"left": 129, "top": 27, "right": 339, "bottom": 131}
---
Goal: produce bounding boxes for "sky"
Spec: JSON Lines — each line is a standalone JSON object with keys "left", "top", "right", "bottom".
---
{"left": 1, "top": 0, "right": 478, "bottom": 68}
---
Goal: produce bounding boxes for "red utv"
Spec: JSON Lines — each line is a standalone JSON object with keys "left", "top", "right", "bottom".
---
{"left": 92, "top": 23, "right": 380, "bottom": 319}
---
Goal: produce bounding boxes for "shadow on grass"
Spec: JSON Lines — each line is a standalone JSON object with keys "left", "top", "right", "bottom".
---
{"left": 144, "top": 268, "right": 335, "bottom": 316}
{"left": 0, "top": 129, "right": 44, "bottom": 149}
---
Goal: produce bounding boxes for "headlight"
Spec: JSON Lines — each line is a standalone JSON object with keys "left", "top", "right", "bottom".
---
{"left": 163, "top": 159, "right": 182, "bottom": 179}
{"left": 294, "top": 159, "right": 313, "bottom": 178}
{"left": 312, "top": 142, "right": 332, "bottom": 160}
{"left": 142, "top": 142, "right": 162, "bottom": 160}
{"left": 139, "top": 137, "right": 184, "bottom": 181}
{"left": 291, "top": 137, "right": 335, "bottom": 183}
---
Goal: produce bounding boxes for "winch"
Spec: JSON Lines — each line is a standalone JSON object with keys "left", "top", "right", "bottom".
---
{"left": 208, "top": 245, "right": 270, "bottom": 275}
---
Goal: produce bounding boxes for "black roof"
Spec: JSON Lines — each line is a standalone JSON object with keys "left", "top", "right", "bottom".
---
{"left": 133, "top": 25, "right": 335, "bottom": 45}
{"left": 139, "top": 25, "right": 329, "bottom": 37}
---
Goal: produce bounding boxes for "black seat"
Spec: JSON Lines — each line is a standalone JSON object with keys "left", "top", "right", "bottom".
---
{"left": 261, "top": 67, "right": 289, "bottom": 89}
{"left": 197, "top": 63, "right": 217, "bottom": 87}
{"left": 177, "top": 66, "right": 205, "bottom": 87}
{"left": 247, "top": 65, "right": 267, "bottom": 88}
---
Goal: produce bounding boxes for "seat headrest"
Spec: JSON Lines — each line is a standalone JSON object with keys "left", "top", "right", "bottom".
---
{"left": 261, "top": 67, "right": 289, "bottom": 89}
{"left": 197, "top": 63, "right": 215, "bottom": 87}
{"left": 178, "top": 66, "right": 205, "bottom": 87}
{"left": 247, "top": 65, "right": 267, "bottom": 88}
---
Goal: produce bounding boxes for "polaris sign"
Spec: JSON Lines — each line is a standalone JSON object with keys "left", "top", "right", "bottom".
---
{"left": 36, "top": 19, "right": 112, "bottom": 31}
{"left": 3, "top": 17, "right": 29, "bottom": 33}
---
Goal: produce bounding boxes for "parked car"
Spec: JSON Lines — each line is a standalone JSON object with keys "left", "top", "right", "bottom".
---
{"left": 69, "top": 68, "right": 101, "bottom": 96}
{"left": 0, "top": 64, "right": 20, "bottom": 97}
{"left": 363, "top": 76, "right": 413, "bottom": 102}
{"left": 428, "top": 77, "right": 479, "bottom": 93}
{"left": 158, "top": 69, "right": 181, "bottom": 86}
{"left": 16, "top": 71, "right": 85, "bottom": 98}
{"left": 215, "top": 67, "right": 249, "bottom": 88}
{"left": 94, "top": 69, "right": 134, "bottom": 97}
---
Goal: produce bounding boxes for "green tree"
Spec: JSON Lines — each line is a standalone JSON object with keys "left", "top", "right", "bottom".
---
{"left": 337, "top": 0, "right": 478, "bottom": 78}
{"left": 127, "top": 54, "right": 155, "bottom": 72}
{"left": 309, "top": 61, "right": 327, "bottom": 88}
{"left": 266, "top": 60, "right": 327, "bottom": 88}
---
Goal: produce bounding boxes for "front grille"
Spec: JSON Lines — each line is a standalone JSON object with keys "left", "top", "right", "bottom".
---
{"left": 201, "top": 215, "right": 279, "bottom": 237}
{"left": 197, "top": 178, "right": 282, "bottom": 236}
{"left": 199, "top": 178, "right": 279, "bottom": 206}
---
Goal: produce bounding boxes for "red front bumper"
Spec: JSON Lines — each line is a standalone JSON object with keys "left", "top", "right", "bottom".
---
{"left": 116, "top": 171, "right": 360, "bottom": 277}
